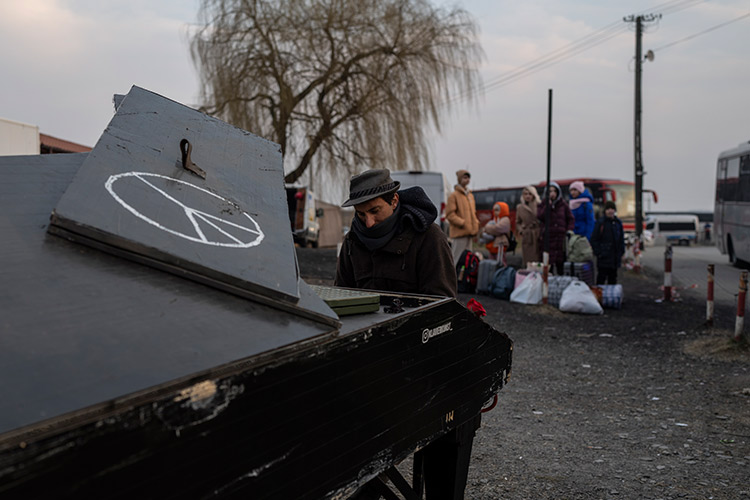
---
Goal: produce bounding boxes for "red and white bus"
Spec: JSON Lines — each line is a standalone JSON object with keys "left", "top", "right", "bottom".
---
{"left": 714, "top": 140, "right": 750, "bottom": 265}
{"left": 473, "top": 178, "right": 657, "bottom": 234}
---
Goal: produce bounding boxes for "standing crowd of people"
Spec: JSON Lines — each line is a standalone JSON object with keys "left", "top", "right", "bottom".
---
{"left": 443, "top": 171, "right": 626, "bottom": 286}
{"left": 333, "top": 168, "right": 627, "bottom": 307}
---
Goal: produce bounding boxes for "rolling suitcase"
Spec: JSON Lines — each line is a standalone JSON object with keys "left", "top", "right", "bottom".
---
{"left": 564, "top": 261, "right": 594, "bottom": 286}
{"left": 547, "top": 275, "right": 578, "bottom": 307}
{"left": 476, "top": 259, "right": 499, "bottom": 295}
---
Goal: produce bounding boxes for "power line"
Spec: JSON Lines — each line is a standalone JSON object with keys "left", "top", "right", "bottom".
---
{"left": 650, "top": 11, "right": 750, "bottom": 52}
{"left": 447, "top": 0, "right": 704, "bottom": 104}
{"left": 643, "top": 0, "right": 705, "bottom": 17}
{"left": 479, "top": 26, "right": 629, "bottom": 94}
{"left": 447, "top": 22, "right": 628, "bottom": 103}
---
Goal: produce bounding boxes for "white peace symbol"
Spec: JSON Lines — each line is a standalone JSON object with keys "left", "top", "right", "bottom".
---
{"left": 105, "top": 172, "right": 265, "bottom": 248}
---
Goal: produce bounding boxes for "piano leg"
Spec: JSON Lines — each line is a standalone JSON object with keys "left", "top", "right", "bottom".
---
{"left": 412, "top": 449, "right": 425, "bottom": 496}
{"left": 351, "top": 413, "right": 481, "bottom": 500}
{"left": 350, "top": 468, "right": 420, "bottom": 500}
{"left": 421, "top": 414, "right": 481, "bottom": 500}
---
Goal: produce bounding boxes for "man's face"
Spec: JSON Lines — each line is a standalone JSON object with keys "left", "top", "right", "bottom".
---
{"left": 354, "top": 193, "right": 399, "bottom": 229}
{"left": 459, "top": 174, "right": 471, "bottom": 188}
{"left": 605, "top": 208, "right": 615, "bottom": 218}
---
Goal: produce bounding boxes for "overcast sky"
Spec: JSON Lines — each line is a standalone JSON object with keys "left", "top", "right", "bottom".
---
{"left": 1, "top": 0, "right": 748, "bottom": 211}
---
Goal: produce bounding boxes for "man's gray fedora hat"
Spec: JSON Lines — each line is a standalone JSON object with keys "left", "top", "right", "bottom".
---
{"left": 341, "top": 169, "right": 400, "bottom": 207}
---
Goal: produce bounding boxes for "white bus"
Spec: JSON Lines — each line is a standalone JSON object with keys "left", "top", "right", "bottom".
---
{"left": 714, "top": 140, "right": 750, "bottom": 265}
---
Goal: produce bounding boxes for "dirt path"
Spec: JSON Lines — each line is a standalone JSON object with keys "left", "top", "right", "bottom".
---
{"left": 464, "top": 267, "right": 749, "bottom": 500}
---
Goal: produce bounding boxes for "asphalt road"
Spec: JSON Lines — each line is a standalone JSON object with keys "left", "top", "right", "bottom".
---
{"left": 638, "top": 243, "right": 749, "bottom": 309}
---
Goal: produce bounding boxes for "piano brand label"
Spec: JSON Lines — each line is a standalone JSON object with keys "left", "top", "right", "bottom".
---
{"left": 422, "top": 321, "right": 453, "bottom": 343}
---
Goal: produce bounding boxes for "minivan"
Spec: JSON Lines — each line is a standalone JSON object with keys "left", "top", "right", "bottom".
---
{"left": 645, "top": 214, "right": 700, "bottom": 246}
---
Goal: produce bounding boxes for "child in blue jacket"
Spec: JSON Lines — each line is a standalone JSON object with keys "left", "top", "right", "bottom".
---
{"left": 569, "top": 180, "right": 595, "bottom": 240}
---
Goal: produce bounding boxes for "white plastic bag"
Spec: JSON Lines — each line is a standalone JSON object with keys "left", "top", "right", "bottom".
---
{"left": 510, "top": 271, "right": 543, "bottom": 305}
{"left": 558, "top": 281, "right": 603, "bottom": 315}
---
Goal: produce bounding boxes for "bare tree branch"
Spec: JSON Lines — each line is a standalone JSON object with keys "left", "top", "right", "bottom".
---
{"left": 190, "top": 0, "right": 483, "bottom": 190}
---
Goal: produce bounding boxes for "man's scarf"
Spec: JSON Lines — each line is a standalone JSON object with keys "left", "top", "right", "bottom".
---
{"left": 351, "top": 186, "right": 437, "bottom": 251}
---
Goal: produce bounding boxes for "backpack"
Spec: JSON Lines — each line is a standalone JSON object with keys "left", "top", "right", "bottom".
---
{"left": 489, "top": 266, "right": 516, "bottom": 300}
{"left": 456, "top": 249, "right": 480, "bottom": 293}
{"left": 566, "top": 232, "right": 594, "bottom": 263}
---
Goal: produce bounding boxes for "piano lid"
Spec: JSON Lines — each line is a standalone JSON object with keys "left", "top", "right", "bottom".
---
{"left": 49, "top": 86, "right": 334, "bottom": 322}
{"left": 0, "top": 153, "right": 338, "bottom": 436}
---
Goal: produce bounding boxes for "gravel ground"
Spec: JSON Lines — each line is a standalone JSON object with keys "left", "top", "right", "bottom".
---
{"left": 296, "top": 247, "right": 750, "bottom": 500}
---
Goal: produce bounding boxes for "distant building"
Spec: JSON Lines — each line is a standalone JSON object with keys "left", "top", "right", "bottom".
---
{"left": 1, "top": 117, "right": 91, "bottom": 156}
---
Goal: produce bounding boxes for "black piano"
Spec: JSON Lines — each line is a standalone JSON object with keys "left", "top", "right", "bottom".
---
{"left": 0, "top": 86, "right": 512, "bottom": 499}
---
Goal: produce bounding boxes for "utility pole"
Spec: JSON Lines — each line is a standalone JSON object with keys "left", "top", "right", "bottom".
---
{"left": 624, "top": 13, "right": 660, "bottom": 251}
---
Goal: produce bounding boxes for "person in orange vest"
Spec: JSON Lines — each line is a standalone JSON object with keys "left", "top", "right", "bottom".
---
{"left": 480, "top": 201, "right": 512, "bottom": 264}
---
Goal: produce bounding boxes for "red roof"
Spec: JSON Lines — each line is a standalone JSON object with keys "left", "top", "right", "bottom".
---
{"left": 40, "top": 133, "right": 91, "bottom": 154}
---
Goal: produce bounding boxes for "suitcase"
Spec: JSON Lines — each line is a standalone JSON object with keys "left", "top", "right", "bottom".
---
{"left": 599, "top": 284, "right": 623, "bottom": 309}
{"left": 476, "top": 259, "right": 500, "bottom": 295}
{"left": 547, "top": 275, "right": 578, "bottom": 307}
{"left": 564, "top": 261, "right": 594, "bottom": 286}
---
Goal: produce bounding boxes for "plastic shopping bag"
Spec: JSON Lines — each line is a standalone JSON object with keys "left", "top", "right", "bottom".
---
{"left": 510, "top": 271, "right": 543, "bottom": 305}
{"left": 558, "top": 281, "right": 603, "bottom": 315}
{"left": 514, "top": 269, "right": 532, "bottom": 289}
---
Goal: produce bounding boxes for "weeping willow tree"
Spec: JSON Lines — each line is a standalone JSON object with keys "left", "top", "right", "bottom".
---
{"left": 190, "top": 0, "right": 483, "bottom": 186}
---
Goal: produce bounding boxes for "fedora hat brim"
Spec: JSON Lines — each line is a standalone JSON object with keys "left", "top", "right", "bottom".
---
{"left": 342, "top": 181, "right": 400, "bottom": 207}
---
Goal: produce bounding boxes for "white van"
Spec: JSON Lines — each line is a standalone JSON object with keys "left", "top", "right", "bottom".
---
{"left": 285, "top": 185, "right": 321, "bottom": 247}
{"left": 645, "top": 214, "right": 700, "bottom": 246}
{"left": 390, "top": 170, "right": 450, "bottom": 232}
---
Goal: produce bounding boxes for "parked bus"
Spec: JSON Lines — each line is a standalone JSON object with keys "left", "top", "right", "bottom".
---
{"left": 714, "top": 140, "right": 750, "bottom": 264}
{"left": 472, "top": 186, "right": 525, "bottom": 232}
{"left": 473, "top": 178, "right": 657, "bottom": 235}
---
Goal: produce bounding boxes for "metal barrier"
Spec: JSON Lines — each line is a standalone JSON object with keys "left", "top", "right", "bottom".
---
{"left": 663, "top": 245, "right": 673, "bottom": 302}
{"left": 706, "top": 264, "right": 714, "bottom": 327}
{"left": 735, "top": 271, "right": 748, "bottom": 342}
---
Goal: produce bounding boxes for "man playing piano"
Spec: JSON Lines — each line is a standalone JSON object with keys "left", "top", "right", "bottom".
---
{"left": 335, "top": 168, "right": 457, "bottom": 298}
{"left": 336, "top": 169, "right": 478, "bottom": 499}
